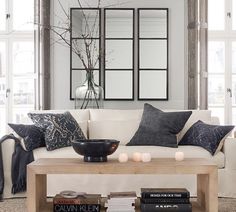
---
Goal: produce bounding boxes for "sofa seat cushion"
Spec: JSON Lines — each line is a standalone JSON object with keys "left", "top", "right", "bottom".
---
{"left": 33, "top": 145, "right": 224, "bottom": 168}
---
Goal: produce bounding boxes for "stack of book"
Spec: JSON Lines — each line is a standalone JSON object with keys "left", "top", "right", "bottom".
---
{"left": 53, "top": 191, "right": 101, "bottom": 212}
{"left": 105, "top": 191, "right": 137, "bottom": 212}
{"left": 140, "top": 188, "right": 192, "bottom": 212}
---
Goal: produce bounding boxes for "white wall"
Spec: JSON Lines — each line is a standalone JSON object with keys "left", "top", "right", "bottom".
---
{"left": 51, "top": 0, "right": 187, "bottom": 110}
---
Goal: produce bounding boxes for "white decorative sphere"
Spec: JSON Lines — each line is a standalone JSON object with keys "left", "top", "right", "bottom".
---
{"left": 132, "top": 152, "right": 142, "bottom": 162}
{"left": 141, "top": 153, "right": 151, "bottom": 162}
{"left": 175, "top": 151, "right": 185, "bottom": 161}
{"left": 118, "top": 153, "right": 129, "bottom": 163}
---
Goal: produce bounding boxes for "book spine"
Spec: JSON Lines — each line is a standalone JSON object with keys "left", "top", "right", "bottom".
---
{"left": 141, "top": 192, "right": 190, "bottom": 199}
{"left": 141, "top": 203, "right": 192, "bottom": 212}
{"left": 53, "top": 204, "right": 100, "bottom": 212}
{"left": 53, "top": 198, "right": 100, "bottom": 204}
{"left": 141, "top": 198, "right": 190, "bottom": 204}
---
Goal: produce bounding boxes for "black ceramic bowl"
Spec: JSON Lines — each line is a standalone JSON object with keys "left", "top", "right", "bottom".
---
{"left": 71, "top": 139, "right": 120, "bottom": 162}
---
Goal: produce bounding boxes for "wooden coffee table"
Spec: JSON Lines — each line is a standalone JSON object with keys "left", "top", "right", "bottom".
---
{"left": 27, "top": 158, "right": 218, "bottom": 212}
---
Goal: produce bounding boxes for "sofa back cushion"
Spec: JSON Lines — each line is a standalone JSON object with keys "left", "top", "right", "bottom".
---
{"left": 89, "top": 109, "right": 143, "bottom": 121}
{"left": 89, "top": 109, "right": 212, "bottom": 142}
{"left": 88, "top": 120, "right": 140, "bottom": 145}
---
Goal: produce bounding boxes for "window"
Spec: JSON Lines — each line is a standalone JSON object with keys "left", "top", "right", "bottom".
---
{"left": 233, "top": 0, "right": 236, "bottom": 30}
{"left": 208, "top": 0, "right": 225, "bottom": 31}
{"left": 0, "top": 0, "right": 35, "bottom": 136}
{"left": 208, "top": 0, "right": 236, "bottom": 124}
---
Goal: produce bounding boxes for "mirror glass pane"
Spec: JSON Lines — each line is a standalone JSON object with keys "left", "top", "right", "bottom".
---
{"left": 105, "top": 10, "right": 133, "bottom": 38}
{"left": 139, "top": 71, "right": 167, "bottom": 99}
{"left": 140, "top": 40, "right": 167, "bottom": 69}
{"left": 139, "top": 10, "right": 167, "bottom": 38}
{"left": 105, "top": 71, "right": 132, "bottom": 99}
{"left": 106, "top": 40, "right": 133, "bottom": 69}
{"left": 72, "top": 9, "right": 99, "bottom": 38}
{"left": 71, "top": 70, "right": 99, "bottom": 98}
{"left": 72, "top": 39, "right": 99, "bottom": 69}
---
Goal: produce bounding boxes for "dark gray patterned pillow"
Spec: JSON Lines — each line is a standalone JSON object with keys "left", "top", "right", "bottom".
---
{"left": 8, "top": 123, "right": 45, "bottom": 151}
{"left": 127, "top": 103, "right": 192, "bottom": 147}
{"left": 179, "top": 120, "right": 234, "bottom": 155}
{"left": 28, "top": 112, "right": 85, "bottom": 151}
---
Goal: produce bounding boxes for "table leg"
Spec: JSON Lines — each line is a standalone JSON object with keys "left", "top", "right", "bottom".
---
{"left": 27, "top": 166, "right": 47, "bottom": 212}
{"left": 197, "top": 170, "right": 218, "bottom": 212}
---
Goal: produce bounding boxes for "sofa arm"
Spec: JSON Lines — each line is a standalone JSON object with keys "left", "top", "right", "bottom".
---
{"left": 223, "top": 138, "right": 236, "bottom": 170}
{"left": 0, "top": 137, "right": 15, "bottom": 198}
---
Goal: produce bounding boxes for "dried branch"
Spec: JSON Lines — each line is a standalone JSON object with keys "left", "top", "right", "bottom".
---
{"left": 36, "top": 0, "right": 106, "bottom": 74}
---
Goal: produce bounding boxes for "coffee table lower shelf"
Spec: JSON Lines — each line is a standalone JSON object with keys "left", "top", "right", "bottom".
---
{"left": 41, "top": 199, "right": 204, "bottom": 212}
{"left": 27, "top": 158, "right": 218, "bottom": 212}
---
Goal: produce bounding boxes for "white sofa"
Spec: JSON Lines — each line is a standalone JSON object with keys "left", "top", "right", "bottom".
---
{"left": 2, "top": 109, "right": 236, "bottom": 198}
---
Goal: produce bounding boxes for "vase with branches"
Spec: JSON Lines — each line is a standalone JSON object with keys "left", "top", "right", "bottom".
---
{"left": 45, "top": 0, "right": 104, "bottom": 109}
{"left": 72, "top": 5, "right": 104, "bottom": 109}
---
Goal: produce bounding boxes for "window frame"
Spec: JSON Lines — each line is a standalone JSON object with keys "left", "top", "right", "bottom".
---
{"left": 0, "top": 0, "right": 36, "bottom": 129}
{"left": 208, "top": 0, "right": 236, "bottom": 124}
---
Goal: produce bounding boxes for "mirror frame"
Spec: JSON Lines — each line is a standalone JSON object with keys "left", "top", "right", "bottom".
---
{"left": 104, "top": 8, "right": 135, "bottom": 100}
{"left": 138, "top": 8, "right": 169, "bottom": 100}
{"left": 70, "top": 8, "right": 101, "bottom": 100}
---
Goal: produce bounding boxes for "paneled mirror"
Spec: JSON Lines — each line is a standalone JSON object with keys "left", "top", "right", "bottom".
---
{"left": 70, "top": 8, "right": 101, "bottom": 100}
{"left": 138, "top": 9, "right": 168, "bottom": 100}
{"left": 104, "top": 9, "right": 134, "bottom": 100}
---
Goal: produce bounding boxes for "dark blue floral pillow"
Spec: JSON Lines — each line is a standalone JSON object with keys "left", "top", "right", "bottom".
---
{"left": 28, "top": 112, "right": 85, "bottom": 151}
{"left": 8, "top": 123, "right": 45, "bottom": 151}
{"left": 179, "top": 120, "right": 234, "bottom": 155}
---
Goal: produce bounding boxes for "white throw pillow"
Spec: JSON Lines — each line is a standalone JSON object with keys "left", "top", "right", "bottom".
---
{"left": 88, "top": 120, "right": 140, "bottom": 145}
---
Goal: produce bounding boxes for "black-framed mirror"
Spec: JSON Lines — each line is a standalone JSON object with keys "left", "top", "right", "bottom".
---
{"left": 70, "top": 8, "right": 101, "bottom": 100}
{"left": 138, "top": 8, "right": 168, "bottom": 100}
{"left": 104, "top": 8, "right": 134, "bottom": 100}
